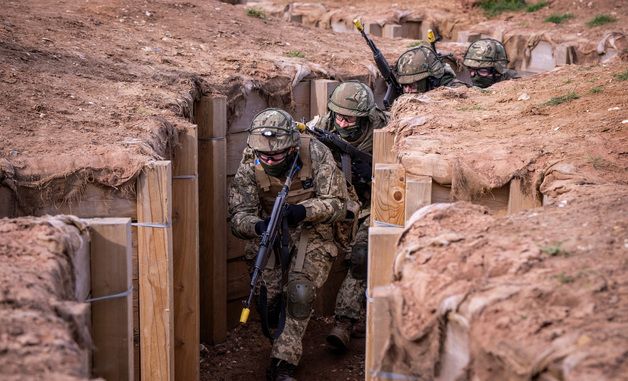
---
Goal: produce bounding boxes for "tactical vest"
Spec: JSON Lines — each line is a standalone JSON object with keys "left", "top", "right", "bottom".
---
{"left": 255, "top": 136, "right": 316, "bottom": 214}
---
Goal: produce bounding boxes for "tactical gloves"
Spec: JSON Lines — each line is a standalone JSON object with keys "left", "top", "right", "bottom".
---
{"left": 284, "top": 204, "right": 307, "bottom": 226}
{"left": 255, "top": 218, "right": 271, "bottom": 236}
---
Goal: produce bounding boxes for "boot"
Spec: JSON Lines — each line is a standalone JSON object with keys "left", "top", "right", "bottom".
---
{"left": 267, "top": 358, "right": 297, "bottom": 381}
{"left": 326, "top": 316, "right": 353, "bottom": 350}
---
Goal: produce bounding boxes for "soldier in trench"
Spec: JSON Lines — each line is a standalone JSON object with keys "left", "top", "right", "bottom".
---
{"left": 462, "top": 38, "right": 520, "bottom": 88}
{"left": 309, "top": 81, "right": 388, "bottom": 350}
{"left": 228, "top": 108, "right": 348, "bottom": 380}
{"left": 396, "top": 44, "right": 469, "bottom": 94}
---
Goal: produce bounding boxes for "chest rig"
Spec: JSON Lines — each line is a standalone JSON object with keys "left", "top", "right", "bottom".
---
{"left": 255, "top": 135, "right": 315, "bottom": 214}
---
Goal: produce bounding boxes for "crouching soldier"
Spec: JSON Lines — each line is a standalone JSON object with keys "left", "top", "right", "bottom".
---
{"left": 229, "top": 108, "right": 348, "bottom": 380}
{"left": 396, "top": 45, "right": 469, "bottom": 94}
{"left": 309, "top": 81, "right": 388, "bottom": 350}
{"left": 463, "top": 38, "right": 519, "bottom": 88}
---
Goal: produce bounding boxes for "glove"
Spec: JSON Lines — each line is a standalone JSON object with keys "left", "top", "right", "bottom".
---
{"left": 284, "top": 204, "right": 307, "bottom": 226}
{"left": 351, "top": 159, "right": 372, "bottom": 183}
{"left": 254, "top": 218, "right": 271, "bottom": 236}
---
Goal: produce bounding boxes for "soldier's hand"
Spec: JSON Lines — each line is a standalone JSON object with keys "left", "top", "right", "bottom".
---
{"left": 351, "top": 160, "right": 372, "bottom": 183}
{"left": 254, "top": 218, "right": 271, "bottom": 236}
{"left": 284, "top": 204, "right": 307, "bottom": 226}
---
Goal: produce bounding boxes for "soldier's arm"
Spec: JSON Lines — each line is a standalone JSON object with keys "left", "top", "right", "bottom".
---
{"left": 299, "top": 139, "right": 347, "bottom": 224}
{"left": 228, "top": 148, "right": 262, "bottom": 240}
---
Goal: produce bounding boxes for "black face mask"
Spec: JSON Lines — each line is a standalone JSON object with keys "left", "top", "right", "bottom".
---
{"left": 260, "top": 152, "right": 296, "bottom": 178}
{"left": 471, "top": 69, "right": 502, "bottom": 88}
{"left": 333, "top": 114, "right": 366, "bottom": 142}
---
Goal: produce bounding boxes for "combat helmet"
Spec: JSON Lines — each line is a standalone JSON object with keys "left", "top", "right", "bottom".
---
{"left": 247, "top": 108, "right": 300, "bottom": 153}
{"left": 463, "top": 38, "right": 509, "bottom": 74}
{"left": 396, "top": 45, "right": 445, "bottom": 85}
{"left": 327, "top": 81, "right": 375, "bottom": 117}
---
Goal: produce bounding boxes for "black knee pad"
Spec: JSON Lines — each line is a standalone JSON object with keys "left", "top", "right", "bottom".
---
{"left": 350, "top": 244, "right": 368, "bottom": 280}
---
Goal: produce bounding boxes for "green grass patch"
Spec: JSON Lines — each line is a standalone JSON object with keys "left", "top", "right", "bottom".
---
{"left": 556, "top": 272, "right": 575, "bottom": 284}
{"left": 545, "top": 13, "right": 574, "bottom": 24}
{"left": 407, "top": 40, "right": 428, "bottom": 48}
{"left": 589, "top": 86, "right": 603, "bottom": 94}
{"left": 544, "top": 91, "right": 579, "bottom": 106}
{"left": 587, "top": 14, "right": 617, "bottom": 27}
{"left": 614, "top": 70, "right": 628, "bottom": 81}
{"left": 477, "top": 0, "right": 526, "bottom": 17}
{"left": 285, "top": 50, "right": 304, "bottom": 58}
{"left": 245, "top": 7, "right": 266, "bottom": 19}
{"left": 526, "top": 1, "right": 548, "bottom": 12}
{"left": 541, "top": 242, "right": 568, "bottom": 257}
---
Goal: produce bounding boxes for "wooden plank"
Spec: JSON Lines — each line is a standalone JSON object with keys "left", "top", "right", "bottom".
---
{"left": 196, "top": 95, "right": 227, "bottom": 138}
{"left": 370, "top": 164, "right": 406, "bottom": 227}
{"left": 137, "top": 161, "right": 174, "bottom": 381}
{"left": 34, "top": 183, "right": 136, "bottom": 219}
{"left": 382, "top": 24, "right": 403, "bottom": 39}
{"left": 475, "top": 184, "right": 510, "bottom": 216}
{"left": 226, "top": 132, "right": 248, "bottom": 176}
{"left": 400, "top": 154, "right": 451, "bottom": 185}
{"left": 87, "top": 218, "right": 133, "bottom": 381}
{"left": 198, "top": 138, "right": 227, "bottom": 344}
{"left": 226, "top": 258, "right": 250, "bottom": 302}
{"left": 310, "top": 79, "right": 339, "bottom": 119}
{"left": 400, "top": 21, "right": 422, "bottom": 39}
{"left": 367, "top": 227, "right": 403, "bottom": 291}
{"left": 228, "top": 90, "right": 269, "bottom": 134}
{"left": 227, "top": 231, "right": 247, "bottom": 260}
{"left": 292, "top": 81, "right": 311, "bottom": 123}
{"left": 173, "top": 126, "right": 199, "bottom": 381}
{"left": 0, "top": 186, "right": 16, "bottom": 218}
{"left": 508, "top": 178, "right": 541, "bottom": 214}
{"left": 372, "top": 130, "right": 396, "bottom": 165}
{"left": 366, "top": 286, "right": 393, "bottom": 381}
{"left": 404, "top": 176, "right": 432, "bottom": 223}
{"left": 431, "top": 182, "right": 452, "bottom": 204}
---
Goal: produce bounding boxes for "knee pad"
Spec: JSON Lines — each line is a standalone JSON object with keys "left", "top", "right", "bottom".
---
{"left": 350, "top": 244, "right": 368, "bottom": 280}
{"left": 286, "top": 279, "right": 316, "bottom": 320}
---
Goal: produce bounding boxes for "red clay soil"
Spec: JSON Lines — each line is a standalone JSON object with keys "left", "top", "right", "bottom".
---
{"left": 201, "top": 315, "right": 365, "bottom": 381}
{"left": 0, "top": 216, "right": 91, "bottom": 380}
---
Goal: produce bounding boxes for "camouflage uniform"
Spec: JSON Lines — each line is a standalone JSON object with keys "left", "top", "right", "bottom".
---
{"left": 229, "top": 109, "right": 347, "bottom": 367}
{"left": 396, "top": 45, "right": 469, "bottom": 92}
{"left": 463, "top": 38, "right": 519, "bottom": 88}
{"left": 312, "top": 82, "right": 388, "bottom": 327}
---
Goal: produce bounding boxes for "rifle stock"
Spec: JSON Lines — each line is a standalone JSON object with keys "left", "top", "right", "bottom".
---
{"left": 240, "top": 153, "right": 301, "bottom": 324}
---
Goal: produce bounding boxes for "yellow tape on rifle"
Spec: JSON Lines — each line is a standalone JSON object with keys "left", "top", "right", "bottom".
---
{"left": 240, "top": 308, "right": 250, "bottom": 324}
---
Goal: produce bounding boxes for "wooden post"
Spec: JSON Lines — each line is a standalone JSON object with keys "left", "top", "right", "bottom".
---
{"left": 382, "top": 24, "right": 403, "bottom": 39}
{"left": 172, "top": 126, "right": 199, "bottom": 381}
{"left": 370, "top": 164, "right": 406, "bottom": 227}
{"left": 196, "top": 94, "right": 228, "bottom": 344}
{"left": 366, "top": 286, "right": 393, "bottom": 381}
{"left": 508, "top": 178, "right": 541, "bottom": 214}
{"left": 372, "top": 130, "right": 396, "bottom": 165}
{"left": 137, "top": 161, "right": 174, "bottom": 381}
{"left": 310, "top": 79, "right": 339, "bottom": 118}
{"left": 404, "top": 176, "right": 432, "bottom": 223}
{"left": 87, "top": 218, "right": 134, "bottom": 381}
{"left": 366, "top": 227, "right": 403, "bottom": 381}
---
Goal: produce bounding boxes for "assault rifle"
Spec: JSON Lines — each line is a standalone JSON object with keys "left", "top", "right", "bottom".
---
{"left": 354, "top": 18, "right": 403, "bottom": 110}
{"left": 307, "top": 125, "right": 372, "bottom": 186}
{"left": 240, "top": 153, "right": 301, "bottom": 325}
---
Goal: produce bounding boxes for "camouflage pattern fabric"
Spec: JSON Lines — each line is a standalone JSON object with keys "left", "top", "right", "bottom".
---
{"left": 396, "top": 46, "right": 445, "bottom": 85}
{"left": 334, "top": 216, "right": 369, "bottom": 320}
{"left": 228, "top": 138, "right": 348, "bottom": 366}
{"left": 327, "top": 81, "right": 375, "bottom": 117}
{"left": 463, "top": 38, "right": 510, "bottom": 74}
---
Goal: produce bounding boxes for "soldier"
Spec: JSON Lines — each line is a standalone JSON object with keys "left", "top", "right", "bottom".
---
{"left": 229, "top": 108, "right": 347, "bottom": 381}
{"left": 463, "top": 38, "right": 519, "bottom": 88}
{"left": 396, "top": 45, "right": 468, "bottom": 94}
{"left": 310, "top": 81, "right": 388, "bottom": 350}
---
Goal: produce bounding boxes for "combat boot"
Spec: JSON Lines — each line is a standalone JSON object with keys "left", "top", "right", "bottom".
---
{"left": 267, "top": 358, "right": 297, "bottom": 381}
{"left": 326, "top": 316, "right": 353, "bottom": 350}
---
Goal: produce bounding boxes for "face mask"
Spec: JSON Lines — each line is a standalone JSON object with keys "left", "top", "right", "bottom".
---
{"left": 471, "top": 76, "right": 497, "bottom": 88}
{"left": 260, "top": 152, "right": 295, "bottom": 178}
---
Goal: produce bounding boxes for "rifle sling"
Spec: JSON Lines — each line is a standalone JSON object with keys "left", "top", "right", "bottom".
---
{"left": 258, "top": 285, "right": 287, "bottom": 342}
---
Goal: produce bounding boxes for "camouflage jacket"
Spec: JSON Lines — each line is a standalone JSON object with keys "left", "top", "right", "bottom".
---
{"left": 228, "top": 139, "right": 348, "bottom": 252}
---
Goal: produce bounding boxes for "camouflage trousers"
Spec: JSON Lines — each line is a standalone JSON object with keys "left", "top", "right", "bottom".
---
{"left": 261, "top": 242, "right": 334, "bottom": 365}
{"left": 334, "top": 216, "right": 369, "bottom": 320}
